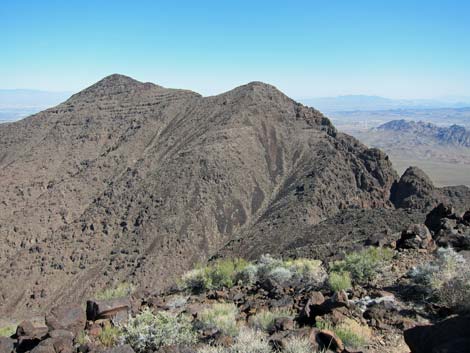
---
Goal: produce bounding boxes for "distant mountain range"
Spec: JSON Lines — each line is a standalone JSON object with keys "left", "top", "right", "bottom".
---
{"left": 377, "top": 120, "right": 470, "bottom": 147}
{"left": 349, "top": 120, "right": 470, "bottom": 186}
{"left": 0, "top": 89, "right": 71, "bottom": 122}
{"left": 301, "top": 95, "right": 470, "bottom": 112}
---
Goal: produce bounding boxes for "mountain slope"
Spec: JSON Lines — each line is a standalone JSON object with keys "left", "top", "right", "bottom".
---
{"left": 0, "top": 74, "right": 401, "bottom": 319}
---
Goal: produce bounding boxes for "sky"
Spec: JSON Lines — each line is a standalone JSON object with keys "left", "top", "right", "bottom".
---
{"left": 1, "top": 0, "right": 470, "bottom": 99}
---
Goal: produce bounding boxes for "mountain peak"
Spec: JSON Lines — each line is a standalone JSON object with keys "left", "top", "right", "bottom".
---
{"left": 69, "top": 74, "right": 161, "bottom": 101}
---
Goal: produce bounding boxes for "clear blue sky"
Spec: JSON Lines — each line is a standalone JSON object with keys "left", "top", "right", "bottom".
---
{"left": 1, "top": 0, "right": 469, "bottom": 99}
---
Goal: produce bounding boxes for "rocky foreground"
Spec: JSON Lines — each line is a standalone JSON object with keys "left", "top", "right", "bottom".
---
{"left": 1, "top": 203, "right": 470, "bottom": 353}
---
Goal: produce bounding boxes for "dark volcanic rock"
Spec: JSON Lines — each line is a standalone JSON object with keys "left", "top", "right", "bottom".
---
{"left": 390, "top": 167, "right": 438, "bottom": 210}
{"left": 45, "top": 304, "right": 86, "bottom": 336}
{"left": 404, "top": 315, "right": 470, "bottom": 353}
{"left": 0, "top": 74, "right": 402, "bottom": 318}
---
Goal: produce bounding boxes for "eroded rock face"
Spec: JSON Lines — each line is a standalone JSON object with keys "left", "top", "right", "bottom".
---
{"left": 0, "top": 75, "right": 400, "bottom": 318}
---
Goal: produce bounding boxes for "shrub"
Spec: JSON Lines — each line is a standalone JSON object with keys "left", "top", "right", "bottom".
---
{"left": 199, "top": 303, "right": 239, "bottom": 336}
{"left": 283, "top": 337, "right": 315, "bottom": 353}
{"left": 98, "top": 325, "right": 120, "bottom": 347}
{"left": 209, "top": 258, "right": 250, "bottom": 289}
{"left": 197, "top": 327, "right": 271, "bottom": 353}
{"left": 249, "top": 307, "right": 295, "bottom": 332}
{"left": 95, "top": 283, "right": 135, "bottom": 300}
{"left": 0, "top": 324, "right": 16, "bottom": 337}
{"left": 328, "top": 271, "right": 352, "bottom": 292}
{"left": 181, "top": 258, "right": 249, "bottom": 293}
{"left": 235, "top": 264, "right": 258, "bottom": 286}
{"left": 181, "top": 268, "right": 210, "bottom": 293}
{"left": 317, "top": 318, "right": 370, "bottom": 349}
{"left": 121, "top": 308, "right": 196, "bottom": 353}
{"left": 410, "top": 247, "right": 470, "bottom": 312}
{"left": 330, "top": 247, "right": 394, "bottom": 284}
{"left": 75, "top": 330, "right": 90, "bottom": 345}
{"left": 255, "top": 255, "right": 327, "bottom": 289}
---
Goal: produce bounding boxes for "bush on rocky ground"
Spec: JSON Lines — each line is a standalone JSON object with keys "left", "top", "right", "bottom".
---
{"left": 196, "top": 327, "right": 271, "bottom": 353}
{"left": 317, "top": 318, "right": 371, "bottom": 349}
{"left": 181, "top": 258, "right": 249, "bottom": 293}
{"left": 0, "top": 324, "right": 16, "bottom": 337}
{"left": 410, "top": 247, "right": 470, "bottom": 313}
{"left": 283, "top": 337, "right": 316, "bottom": 353}
{"left": 120, "top": 308, "right": 196, "bottom": 353}
{"left": 198, "top": 303, "right": 239, "bottom": 337}
{"left": 95, "top": 283, "right": 135, "bottom": 300}
{"left": 328, "top": 271, "right": 352, "bottom": 292}
{"left": 330, "top": 247, "right": 394, "bottom": 285}
{"left": 249, "top": 307, "right": 295, "bottom": 332}
{"left": 98, "top": 324, "right": 120, "bottom": 347}
{"left": 181, "top": 255, "right": 327, "bottom": 293}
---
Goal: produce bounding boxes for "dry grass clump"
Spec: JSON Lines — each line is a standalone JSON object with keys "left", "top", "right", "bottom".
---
{"left": 249, "top": 307, "right": 295, "bottom": 332}
{"left": 198, "top": 303, "right": 239, "bottom": 337}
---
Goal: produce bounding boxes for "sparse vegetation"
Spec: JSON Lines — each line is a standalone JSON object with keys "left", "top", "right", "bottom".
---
{"left": 95, "top": 282, "right": 135, "bottom": 300}
{"left": 181, "top": 255, "right": 327, "bottom": 293}
{"left": 328, "top": 271, "right": 352, "bottom": 292}
{"left": 198, "top": 303, "right": 239, "bottom": 336}
{"left": 330, "top": 247, "right": 394, "bottom": 284}
{"left": 120, "top": 308, "right": 196, "bottom": 352}
{"left": 0, "top": 324, "right": 16, "bottom": 337}
{"left": 196, "top": 327, "right": 271, "bottom": 353}
{"left": 98, "top": 325, "right": 120, "bottom": 347}
{"left": 181, "top": 258, "right": 249, "bottom": 293}
{"left": 317, "top": 318, "right": 371, "bottom": 349}
{"left": 249, "top": 307, "right": 295, "bottom": 332}
{"left": 283, "top": 337, "right": 316, "bottom": 353}
{"left": 75, "top": 330, "right": 90, "bottom": 345}
{"left": 410, "top": 247, "right": 470, "bottom": 312}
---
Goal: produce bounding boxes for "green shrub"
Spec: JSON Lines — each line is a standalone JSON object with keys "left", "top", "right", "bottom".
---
{"left": 121, "top": 308, "right": 196, "bottom": 353}
{"left": 197, "top": 327, "right": 271, "bottom": 353}
{"left": 180, "top": 255, "right": 327, "bottom": 293}
{"left": 198, "top": 303, "right": 239, "bottom": 337}
{"left": 330, "top": 247, "right": 393, "bottom": 284}
{"left": 95, "top": 282, "right": 135, "bottom": 300}
{"left": 328, "top": 271, "right": 352, "bottom": 292}
{"left": 410, "top": 247, "right": 470, "bottom": 312}
{"left": 98, "top": 325, "right": 120, "bottom": 347}
{"left": 75, "top": 330, "right": 90, "bottom": 345}
{"left": 181, "top": 258, "right": 249, "bottom": 293}
{"left": 249, "top": 307, "right": 295, "bottom": 332}
{"left": 0, "top": 324, "right": 16, "bottom": 337}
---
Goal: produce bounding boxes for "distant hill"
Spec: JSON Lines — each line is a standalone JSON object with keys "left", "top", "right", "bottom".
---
{"left": 377, "top": 120, "right": 470, "bottom": 147}
{"left": 350, "top": 120, "right": 470, "bottom": 186}
{"left": 301, "top": 95, "right": 470, "bottom": 112}
{"left": 0, "top": 89, "right": 71, "bottom": 122}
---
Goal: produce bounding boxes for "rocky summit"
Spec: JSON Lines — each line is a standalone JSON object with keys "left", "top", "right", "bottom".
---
{"left": 0, "top": 74, "right": 469, "bottom": 336}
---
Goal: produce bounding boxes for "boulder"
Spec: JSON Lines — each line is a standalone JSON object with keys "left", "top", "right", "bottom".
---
{"left": 30, "top": 335, "right": 73, "bottom": 353}
{"left": 404, "top": 315, "right": 470, "bottom": 353}
{"left": 269, "top": 327, "right": 319, "bottom": 351}
{"left": 45, "top": 303, "right": 86, "bottom": 336}
{"left": 270, "top": 317, "right": 295, "bottom": 333}
{"left": 86, "top": 297, "right": 131, "bottom": 322}
{"left": 397, "top": 224, "right": 435, "bottom": 250}
{"left": 16, "top": 320, "right": 48, "bottom": 339}
{"left": 317, "top": 329, "right": 344, "bottom": 352}
{"left": 0, "top": 337, "right": 15, "bottom": 353}
{"left": 425, "top": 203, "right": 455, "bottom": 233}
